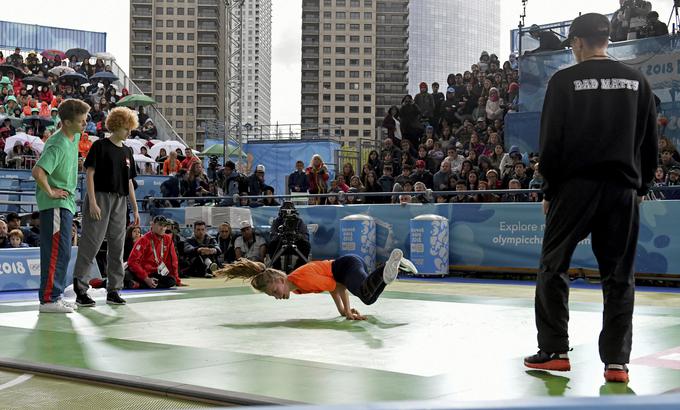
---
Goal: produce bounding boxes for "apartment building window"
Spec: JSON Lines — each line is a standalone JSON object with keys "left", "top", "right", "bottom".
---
{"left": 349, "top": 130, "right": 359, "bottom": 137}
{"left": 364, "top": 23, "right": 372, "bottom": 30}
{"left": 177, "top": 71, "right": 184, "bottom": 78}
{"left": 335, "top": 82, "right": 345, "bottom": 90}
{"left": 364, "top": 59, "right": 372, "bottom": 66}
{"left": 335, "top": 12, "right": 345, "bottom": 19}
{"left": 323, "top": 47, "right": 331, "bottom": 53}
{"left": 177, "top": 20, "right": 184, "bottom": 28}
{"left": 177, "top": 58, "right": 184, "bottom": 65}
{"left": 349, "top": 94, "right": 359, "bottom": 101}
{"left": 187, "top": 95, "right": 194, "bottom": 102}
{"left": 165, "top": 96, "right": 173, "bottom": 103}
{"left": 364, "top": 47, "right": 372, "bottom": 54}
{"left": 166, "top": 45, "right": 173, "bottom": 52}
{"left": 155, "top": 82, "right": 162, "bottom": 90}
{"left": 165, "top": 83, "right": 173, "bottom": 90}
{"left": 363, "top": 106, "right": 371, "bottom": 113}
{"left": 363, "top": 94, "right": 371, "bottom": 101}
{"left": 350, "top": 12, "right": 360, "bottom": 19}
{"left": 336, "top": 0, "right": 346, "bottom": 6}
{"left": 323, "top": 23, "right": 332, "bottom": 30}
{"left": 363, "top": 83, "right": 372, "bottom": 90}
{"left": 322, "top": 106, "right": 331, "bottom": 113}
{"left": 349, "top": 71, "right": 359, "bottom": 78}
{"left": 363, "top": 118, "right": 371, "bottom": 125}
{"left": 165, "top": 58, "right": 173, "bottom": 65}
{"left": 178, "top": 7, "right": 184, "bottom": 15}
{"left": 335, "top": 35, "right": 345, "bottom": 42}
{"left": 336, "top": 23, "right": 345, "bottom": 30}
{"left": 178, "top": 33, "right": 185, "bottom": 40}
{"left": 165, "top": 70, "right": 174, "bottom": 78}
{"left": 323, "top": 35, "right": 331, "bottom": 42}
{"left": 155, "top": 45, "right": 163, "bottom": 52}
{"left": 155, "top": 32, "right": 163, "bottom": 40}
{"left": 350, "top": 35, "right": 360, "bottom": 43}
{"left": 349, "top": 82, "right": 359, "bottom": 90}
{"left": 350, "top": 0, "right": 360, "bottom": 6}
{"left": 323, "top": 70, "right": 331, "bottom": 77}
{"left": 176, "top": 96, "right": 184, "bottom": 103}
{"left": 167, "top": 20, "right": 174, "bottom": 28}
{"left": 187, "top": 71, "right": 194, "bottom": 78}
{"left": 349, "top": 59, "right": 359, "bottom": 66}
{"left": 323, "top": 11, "right": 331, "bottom": 19}
{"left": 188, "top": 8, "right": 195, "bottom": 15}
{"left": 166, "top": 7, "right": 174, "bottom": 14}
{"left": 335, "top": 71, "right": 345, "bottom": 77}
{"left": 156, "top": 20, "right": 164, "bottom": 28}
{"left": 350, "top": 47, "right": 359, "bottom": 54}
{"left": 187, "top": 45, "right": 194, "bottom": 53}
{"left": 323, "top": 94, "right": 331, "bottom": 101}
{"left": 335, "top": 94, "right": 345, "bottom": 101}
{"left": 166, "top": 33, "right": 174, "bottom": 40}
{"left": 335, "top": 47, "right": 345, "bottom": 54}
{"left": 363, "top": 71, "right": 371, "bottom": 78}
{"left": 335, "top": 59, "right": 345, "bottom": 66}
{"left": 155, "top": 57, "right": 163, "bottom": 65}
{"left": 188, "top": 33, "right": 194, "bottom": 40}
{"left": 335, "top": 118, "right": 345, "bottom": 125}
{"left": 177, "top": 45, "right": 184, "bottom": 52}
{"left": 323, "top": 58, "right": 331, "bottom": 66}
{"left": 349, "top": 117, "right": 359, "bottom": 124}
{"left": 155, "top": 70, "right": 163, "bottom": 77}
{"left": 364, "top": 36, "right": 372, "bottom": 42}
{"left": 363, "top": 12, "right": 372, "bottom": 19}
{"left": 323, "top": 0, "right": 331, "bottom": 5}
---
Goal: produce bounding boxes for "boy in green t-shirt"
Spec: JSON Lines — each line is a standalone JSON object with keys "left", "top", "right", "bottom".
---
{"left": 32, "top": 99, "right": 90, "bottom": 313}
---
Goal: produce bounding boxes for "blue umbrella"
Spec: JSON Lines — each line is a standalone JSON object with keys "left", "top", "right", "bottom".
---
{"left": 60, "top": 72, "right": 88, "bottom": 85}
{"left": 90, "top": 71, "right": 119, "bottom": 82}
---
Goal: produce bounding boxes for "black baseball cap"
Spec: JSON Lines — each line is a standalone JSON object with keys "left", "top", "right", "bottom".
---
{"left": 152, "top": 215, "right": 173, "bottom": 226}
{"left": 562, "top": 13, "right": 611, "bottom": 47}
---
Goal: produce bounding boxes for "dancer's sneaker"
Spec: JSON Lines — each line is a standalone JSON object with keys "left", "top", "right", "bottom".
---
{"left": 523, "top": 350, "right": 571, "bottom": 371}
{"left": 39, "top": 300, "right": 74, "bottom": 313}
{"left": 604, "top": 364, "right": 629, "bottom": 383}
{"left": 76, "top": 293, "right": 96, "bottom": 307}
{"left": 106, "top": 291, "right": 127, "bottom": 305}
{"left": 59, "top": 298, "right": 79, "bottom": 310}
{"left": 383, "top": 249, "right": 403, "bottom": 284}
{"left": 399, "top": 257, "right": 418, "bottom": 275}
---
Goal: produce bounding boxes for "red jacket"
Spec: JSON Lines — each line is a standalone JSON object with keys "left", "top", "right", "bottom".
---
{"left": 127, "top": 232, "right": 181, "bottom": 285}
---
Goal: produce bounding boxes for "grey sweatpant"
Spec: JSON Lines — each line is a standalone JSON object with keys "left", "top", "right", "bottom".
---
{"left": 73, "top": 191, "right": 128, "bottom": 293}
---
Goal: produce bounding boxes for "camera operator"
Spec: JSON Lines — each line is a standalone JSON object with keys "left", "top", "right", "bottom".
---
{"left": 206, "top": 155, "right": 220, "bottom": 183}
{"left": 611, "top": 0, "right": 652, "bottom": 41}
{"left": 638, "top": 11, "right": 669, "bottom": 38}
{"left": 525, "top": 25, "right": 564, "bottom": 55}
{"left": 268, "top": 201, "right": 311, "bottom": 272}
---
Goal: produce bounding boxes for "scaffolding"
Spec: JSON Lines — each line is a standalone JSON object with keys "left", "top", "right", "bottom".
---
{"left": 224, "top": 0, "right": 245, "bottom": 166}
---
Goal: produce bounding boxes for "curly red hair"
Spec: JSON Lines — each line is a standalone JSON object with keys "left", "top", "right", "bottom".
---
{"left": 105, "top": 106, "right": 139, "bottom": 132}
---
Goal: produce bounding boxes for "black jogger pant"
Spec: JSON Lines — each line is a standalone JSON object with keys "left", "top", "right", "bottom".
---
{"left": 331, "top": 255, "right": 387, "bottom": 305}
{"left": 536, "top": 178, "right": 639, "bottom": 364}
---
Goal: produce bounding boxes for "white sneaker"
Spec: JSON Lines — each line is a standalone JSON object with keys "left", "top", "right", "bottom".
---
{"left": 59, "top": 299, "right": 78, "bottom": 310}
{"left": 383, "top": 249, "right": 403, "bottom": 284}
{"left": 39, "top": 301, "right": 74, "bottom": 313}
{"left": 399, "top": 257, "right": 418, "bottom": 275}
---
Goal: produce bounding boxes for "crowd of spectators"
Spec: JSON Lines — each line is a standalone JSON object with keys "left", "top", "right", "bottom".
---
{"left": 0, "top": 47, "right": 157, "bottom": 169}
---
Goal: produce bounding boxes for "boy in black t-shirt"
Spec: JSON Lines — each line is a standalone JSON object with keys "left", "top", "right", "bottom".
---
{"left": 73, "top": 107, "right": 140, "bottom": 306}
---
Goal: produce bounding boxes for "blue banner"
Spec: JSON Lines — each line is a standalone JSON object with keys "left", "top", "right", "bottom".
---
{"left": 0, "top": 247, "right": 100, "bottom": 292}
{"left": 246, "top": 201, "right": 680, "bottom": 276}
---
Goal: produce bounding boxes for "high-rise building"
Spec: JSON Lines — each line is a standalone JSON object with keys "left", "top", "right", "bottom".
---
{"left": 242, "top": 0, "right": 272, "bottom": 130}
{"left": 408, "top": 0, "right": 500, "bottom": 95}
{"left": 129, "top": 0, "right": 271, "bottom": 150}
{"left": 301, "top": 0, "right": 409, "bottom": 146}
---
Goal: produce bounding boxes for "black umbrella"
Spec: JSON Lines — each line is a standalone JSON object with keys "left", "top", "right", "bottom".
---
{"left": 59, "top": 72, "right": 89, "bottom": 85}
{"left": 65, "top": 48, "right": 91, "bottom": 61}
{"left": 22, "top": 75, "right": 49, "bottom": 86}
{"left": 90, "top": 71, "right": 119, "bottom": 82}
{"left": 22, "top": 115, "right": 54, "bottom": 127}
{"left": 0, "top": 63, "right": 25, "bottom": 78}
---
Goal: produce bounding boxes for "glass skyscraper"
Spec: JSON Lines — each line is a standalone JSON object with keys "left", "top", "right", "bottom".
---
{"left": 408, "top": 0, "right": 500, "bottom": 95}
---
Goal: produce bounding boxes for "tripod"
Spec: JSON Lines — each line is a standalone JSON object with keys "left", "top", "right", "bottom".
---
{"left": 268, "top": 240, "right": 309, "bottom": 273}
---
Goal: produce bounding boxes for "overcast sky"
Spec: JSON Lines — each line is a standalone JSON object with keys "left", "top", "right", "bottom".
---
{"left": 6, "top": 0, "right": 676, "bottom": 126}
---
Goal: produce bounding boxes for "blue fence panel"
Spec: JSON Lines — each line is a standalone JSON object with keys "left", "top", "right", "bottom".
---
{"left": 0, "top": 20, "right": 106, "bottom": 53}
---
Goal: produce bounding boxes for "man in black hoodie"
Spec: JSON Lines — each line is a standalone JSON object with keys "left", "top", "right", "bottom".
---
{"left": 524, "top": 14, "right": 658, "bottom": 384}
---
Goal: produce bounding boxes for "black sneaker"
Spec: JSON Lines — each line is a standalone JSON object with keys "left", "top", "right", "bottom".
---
{"left": 106, "top": 291, "right": 127, "bottom": 305}
{"left": 75, "top": 293, "right": 96, "bottom": 307}
{"left": 524, "top": 350, "right": 571, "bottom": 371}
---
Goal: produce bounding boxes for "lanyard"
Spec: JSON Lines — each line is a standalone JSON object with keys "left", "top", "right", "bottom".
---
{"left": 150, "top": 236, "right": 164, "bottom": 264}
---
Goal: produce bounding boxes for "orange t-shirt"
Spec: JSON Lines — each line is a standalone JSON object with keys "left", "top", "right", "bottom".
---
{"left": 288, "top": 260, "right": 336, "bottom": 294}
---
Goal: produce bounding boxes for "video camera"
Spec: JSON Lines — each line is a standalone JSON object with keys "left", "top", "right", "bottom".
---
{"left": 277, "top": 201, "right": 301, "bottom": 243}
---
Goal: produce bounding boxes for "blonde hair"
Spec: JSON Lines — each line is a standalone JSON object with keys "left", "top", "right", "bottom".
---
{"left": 214, "top": 258, "right": 286, "bottom": 292}
{"left": 105, "top": 106, "right": 139, "bottom": 132}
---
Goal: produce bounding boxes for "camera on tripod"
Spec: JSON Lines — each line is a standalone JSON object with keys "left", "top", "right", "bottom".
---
{"left": 277, "top": 201, "right": 301, "bottom": 244}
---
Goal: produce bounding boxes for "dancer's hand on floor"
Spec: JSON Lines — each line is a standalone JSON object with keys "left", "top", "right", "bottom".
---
{"left": 346, "top": 308, "right": 366, "bottom": 321}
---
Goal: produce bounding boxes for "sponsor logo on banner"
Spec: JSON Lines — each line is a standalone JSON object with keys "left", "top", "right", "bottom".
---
{"left": 27, "top": 259, "right": 41, "bottom": 276}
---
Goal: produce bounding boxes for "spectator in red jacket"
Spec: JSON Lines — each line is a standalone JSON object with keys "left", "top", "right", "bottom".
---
{"left": 126, "top": 215, "right": 181, "bottom": 289}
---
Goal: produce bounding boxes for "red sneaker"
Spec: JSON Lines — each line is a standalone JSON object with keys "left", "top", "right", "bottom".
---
{"left": 524, "top": 351, "right": 571, "bottom": 371}
{"left": 604, "top": 364, "right": 629, "bottom": 383}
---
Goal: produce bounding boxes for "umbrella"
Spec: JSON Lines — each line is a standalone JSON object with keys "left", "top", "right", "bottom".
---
{"left": 0, "top": 115, "right": 23, "bottom": 129}
{"left": 22, "top": 75, "right": 49, "bottom": 86}
{"left": 201, "top": 143, "right": 247, "bottom": 158}
{"left": 95, "top": 52, "right": 116, "bottom": 61}
{"left": 133, "top": 154, "right": 156, "bottom": 164}
{"left": 22, "top": 115, "right": 54, "bottom": 128}
{"left": 59, "top": 72, "right": 88, "bottom": 85}
{"left": 65, "top": 48, "right": 91, "bottom": 61}
{"left": 90, "top": 71, "right": 119, "bottom": 82}
{"left": 123, "top": 139, "right": 146, "bottom": 155}
{"left": 0, "top": 63, "right": 24, "bottom": 78}
{"left": 148, "top": 140, "right": 187, "bottom": 159}
{"left": 41, "top": 49, "right": 66, "bottom": 61}
{"left": 4, "top": 133, "right": 45, "bottom": 154}
{"left": 49, "top": 66, "right": 75, "bottom": 76}
{"left": 117, "top": 94, "right": 155, "bottom": 108}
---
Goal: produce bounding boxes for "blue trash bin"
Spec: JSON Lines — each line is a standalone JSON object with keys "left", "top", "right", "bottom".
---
{"left": 339, "top": 214, "right": 376, "bottom": 272}
{"left": 409, "top": 214, "right": 449, "bottom": 276}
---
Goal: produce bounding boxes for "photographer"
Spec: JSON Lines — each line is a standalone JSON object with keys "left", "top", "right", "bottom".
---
{"left": 206, "top": 155, "right": 220, "bottom": 183}
{"left": 525, "top": 25, "right": 564, "bottom": 55}
{"left": 638, "top": 11, "right": 669, "bottom": 39}
{"left": 268, "top": 202, "right": 311, "bottom": 272}
{"left": 611, "top": 0, "right": 652, "bottom": 41}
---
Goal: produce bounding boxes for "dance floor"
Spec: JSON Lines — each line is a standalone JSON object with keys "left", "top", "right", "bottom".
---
{"left": 0, "top": 279, "right": 678, "bottom": 406}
